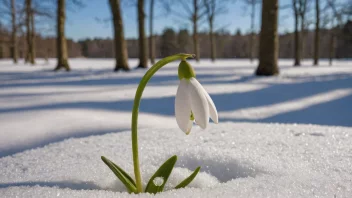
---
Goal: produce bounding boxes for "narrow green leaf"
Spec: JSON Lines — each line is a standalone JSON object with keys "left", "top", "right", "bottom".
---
{"left": 101, "top": 156, "right": 137, "bottom": 193}
{"left": 175, "top": 166, "right": 201, "bottom": 189}
{"left": 109, "top": 160, "right": 136, "bottom": 187}
{"left": 145, "top": 155, "right": 177, "bottom": 194}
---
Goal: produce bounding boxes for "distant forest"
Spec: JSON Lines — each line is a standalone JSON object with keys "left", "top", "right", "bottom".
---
{"left": 0, "top": 21, "right": 351, "bottom": 60}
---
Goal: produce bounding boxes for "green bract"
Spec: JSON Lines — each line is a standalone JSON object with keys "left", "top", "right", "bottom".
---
{"left": 178, "top": 60, "right": 196, "bottom": 80}
{"left": 101, "top": 54, "right": 201, "bottom": 194}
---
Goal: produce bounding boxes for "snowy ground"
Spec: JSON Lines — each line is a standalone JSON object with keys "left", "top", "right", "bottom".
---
{"left": 0, "top": 58, "right": 351, "bottom": 197}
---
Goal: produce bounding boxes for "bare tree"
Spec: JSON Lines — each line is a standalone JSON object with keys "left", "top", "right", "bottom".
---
{"left": 328, "top": 21, "right": 335, "bottom": 66}
{"left": 149, "top": 0, "right": 155, "bottom": 64}
{"left": 10, "top": 0, "right": 18, "bottom": 63}
{"left": 25, "top": 0, "right": 35, "bottom": 64}
{"left": 109, "top": 0, "right": 129, "bottom": 71}
{"left": 255, "top": 0, "right": 279, "bottom": 76}
{"left": 192, "top": 0, "right": 201, "bottom": 62}
{"left": 54, "top": 0, "right": 70, "bottom": 71}
{"left": 243, "top": 0, "right": 260, "bottom": 62}
{"left": 292, "top": 0, "right": 308, "bottom": 66}
{"left": 325, "top": 0, "right": 346, "bottom": 66}
{"left": 30, "top": 3, "right": 35, "bottom": 62}
{"left": 313, "top": 0, "right": 319, "bottom": 65}
{"left": 165, "top": 0, "right": 205, "bottom": 62}
{"left": 137, "top": 0, "right": 148, "bottom": 68}
{"left": 203, "top": 0, "right": 228, "bottom": 62}
{"left": 292, "top": 0, "right": 299, "bottom": 65}
{"left": 0, "top": 0, "right": 21, "bottom": 63}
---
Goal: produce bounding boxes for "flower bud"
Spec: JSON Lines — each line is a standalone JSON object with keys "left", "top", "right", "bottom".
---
{"left": 178, "top": 60, "right": 196, "bottom": 80}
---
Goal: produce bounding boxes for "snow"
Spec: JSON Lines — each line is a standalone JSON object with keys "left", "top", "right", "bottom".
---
{"left": 1, "top": 124, "right": 351, "bottom": 197}
{"left": 0, "top": 58, "right": 352, "bottom": 197}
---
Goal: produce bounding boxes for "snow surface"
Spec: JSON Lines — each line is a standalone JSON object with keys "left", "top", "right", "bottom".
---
{"left": 0, "top": 58, "right": 352, "bottom": 197}
{"left": 1, "top": 123, "right": 351, "bottom": 197}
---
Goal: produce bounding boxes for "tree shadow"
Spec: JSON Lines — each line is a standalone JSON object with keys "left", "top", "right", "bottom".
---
{"left": 257, "top": 93, "right": 352, "bottom": 126}
{"left": 0, "top": 72, "right": 231, "bottom": 89}
{"left": 0, "top": 128, "right": 128, "bottom": 157}
{"left": 1, "top": 73, "right": 351, "bottom": 125}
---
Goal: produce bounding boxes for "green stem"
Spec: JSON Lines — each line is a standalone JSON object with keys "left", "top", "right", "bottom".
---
{"left": 132, "top": 53, "right": 194, "bottom": 193}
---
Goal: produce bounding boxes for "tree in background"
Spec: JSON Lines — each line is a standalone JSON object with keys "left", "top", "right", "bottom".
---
{"left": 25, "top": 0, "right": 35, "bottom": 64}
{"left": 11, "top": 0, "right": 18, "bottom": 63}
{"left": 255, "top": 0, "right": 279, "bottom": 76}
{"left": 292, "top": 0, "right": 299, "bottom": 66}
{"left": 165, "top": 0, "right": 205, "bottom": 62}
{"left": 243, "top": 0, "right": 260, "bottom": 63}
{"left": 54, "top": 0, "right": 70, "bottom": 71}
{"left": 137, "top": 0, "right": 148, "bottom": 68}
{"left": 191, "top": 0, "right": 201, "bottom": 62}
{"left": 203, "top": 0, "right": 229, "bottom": 62}
{"left": 313, "top": 0, "right": 320, "bottom": 66}
{"left": 109, "top": 0, "right": 129, "bottom": 71}
{"left": 160, "top": 28, "right": 177, "bottom": 56}
{"left": 1, "top": 0, "right": 20, "bottom": 63}
{"left": 30, "top": 1, "right": 35, "bottom": 62}
{"left": 326, "top": 0, "right": 352, "bottom": 65}
{"left": 27, "top": 0, "right": 57, "bottom": 61}
{"left": 0, "top": 23, "right": 4, "bottom": 59}
{"left": 149, "top": 0, "right": 155, "bottom": 64}
{"left": 1, "top": 0, "right": 351, "bottom": 63}
{"left": 178, "top": 29, "right": 191, "bottom": 53}
{"left": 292, "top": 0, "right": 309, "bottom": 66}
{"left": 328, "top": 21, "right": 336, "bottom": 66}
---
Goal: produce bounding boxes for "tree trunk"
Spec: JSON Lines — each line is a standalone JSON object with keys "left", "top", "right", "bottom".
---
{"left": 0, "top": 44, "right": 3, "bottom": 59}
{"left": 54, "top": 0, "right": 70, "bottom": 71}
{"left": 209, "top": 18, "right": 216, "bottom": 62}
{"left": 11, "top": 0, "right": 18, "bottom": 64}
{"left": 329, "top": 33, "right": 335, "bottom": 66}
{"left": 249, "top": 1, "right": 255, "bottom": 62}
{"left": 255, "top": 0, "right": 279, "bottom": 76}
{"left": 25, "top": 0, "right": 33, "bottom": 64}
{"left": 193, "top": 0, "right": 200, "bottom": 62}
{"left": 293, "top": 1, "right": 300, "bottom": 66}
{"left": 30, "top": 10, "right": 36, "bottom": 64}
{"left": 149, "top": 0, "right": 155, "bottom": 64}
{"left": 313, "top": 0, "right": 320, "bottom": 66}
{"left": 109, "top": 0, "right": 129, "bottom": 71}
{"left": 300, "top": 14, "right": 305, "bottom": 62}
{"left": 137, "top": 0, "right": 148, "bottom": 68}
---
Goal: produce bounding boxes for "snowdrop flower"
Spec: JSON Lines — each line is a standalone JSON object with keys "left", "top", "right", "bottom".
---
{"left": 175, "top": 60, "right": 218, "bottom": 134}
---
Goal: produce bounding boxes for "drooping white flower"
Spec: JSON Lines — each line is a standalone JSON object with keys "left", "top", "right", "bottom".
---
{"left": 175, "top": 61, "right": 218, "bottom": 134}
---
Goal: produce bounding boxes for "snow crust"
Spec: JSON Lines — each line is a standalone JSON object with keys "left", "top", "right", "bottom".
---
{"left": 1, "top": 123, "right": 351, "bottom": 197}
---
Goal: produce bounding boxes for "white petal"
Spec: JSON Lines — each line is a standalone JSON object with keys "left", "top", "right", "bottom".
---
{"left": 200, "top": 85, "right": 218, "bottom": 124}
{"left": 189, "top": 78, "right": 209, "bottom": 129}
{"left": 175, "top": 79, "right": 192, "bottom": 133}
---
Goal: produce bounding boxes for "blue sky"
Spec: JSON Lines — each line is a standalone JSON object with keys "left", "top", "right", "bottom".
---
{"left": 64, "top": 0, "right": 330, "bottom": 41}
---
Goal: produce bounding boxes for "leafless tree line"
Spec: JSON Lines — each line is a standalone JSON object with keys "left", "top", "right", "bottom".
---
{"left": 0, "top": 0, "right": 351, "bottom": 73}
{"left": 0, "top": 0, "right": 81, "bottom": 71}
{"left": 107, "top": 0, "right": 351, "bottom": 73}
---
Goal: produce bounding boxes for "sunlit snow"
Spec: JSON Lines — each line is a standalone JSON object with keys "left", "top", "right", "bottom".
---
{"left": 0, "top": 58, "right": 351, "bottom": 197}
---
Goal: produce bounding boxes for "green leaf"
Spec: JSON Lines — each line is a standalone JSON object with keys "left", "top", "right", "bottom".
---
{"left": 145, "top": 155, "right": 177, "bottom": 194}
{"left": 101, "top": 156, "right": 137, "bottom": 193}
{"left": 175, "top": 166, "right": 201, "bottom": 189}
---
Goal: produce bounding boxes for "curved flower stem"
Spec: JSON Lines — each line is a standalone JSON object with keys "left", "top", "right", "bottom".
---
{"left": 132, "top": 53, "right": 195, "bottom": 193}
